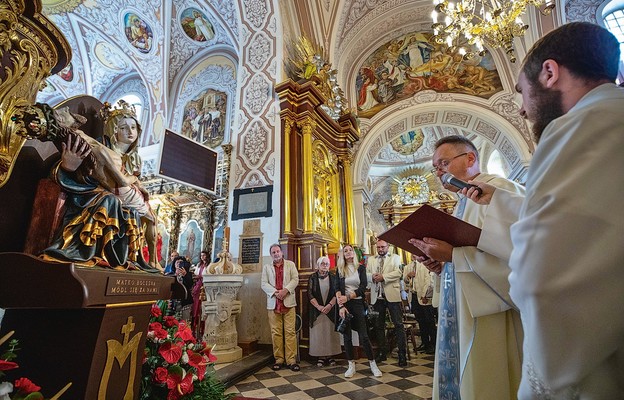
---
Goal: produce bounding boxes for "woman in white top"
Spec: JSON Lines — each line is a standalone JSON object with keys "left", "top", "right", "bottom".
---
{"left": 335, "top": 244, "right": 382, "bottom": 378}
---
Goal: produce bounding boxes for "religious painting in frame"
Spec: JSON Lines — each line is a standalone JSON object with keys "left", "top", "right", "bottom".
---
{"left": 180, "top": 8, "right": 216, "bottom": 42}
{"left": 231, "top": 185, "right": 273, "bottom": 220}
{"left": 178, "top": 220, "right": 204, "bottom": 264}
{"left": 180, "top": 88, "right": 227, "bottom": 148}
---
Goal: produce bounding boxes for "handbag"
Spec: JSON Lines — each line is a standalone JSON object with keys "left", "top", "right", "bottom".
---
{"left": 364, "top": 300, "right": 379, "bottom": 324}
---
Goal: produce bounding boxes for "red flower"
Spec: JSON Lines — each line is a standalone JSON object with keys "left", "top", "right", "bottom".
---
{"left": 199, "top": 343, "right": 217, "bottom": 363}
{"left": 158, "top": 341, "right": 183, "bottom": 364}
{"left": 175, "top": 322, "right": 195, "bottom": 342}
{"left": 149, "top": 322, "right": 169, "bottom": 340}
{"left": 186, "top": 350, "right": 207, "bottom": 380}
{"left": 153, "top": 327, "right": 169, "bottom": 340}
{"left": 14, "top": 377, "right": 41, "bottom": 394}
{"left": 153, "top": 366, "right": 169, "bottom": 384}
{"left": 163, "top": 316, "right": 179, "bottom": 328}
{"left": 0, "top": 359, "right": 18, "bottom": 371}
{"left": 151, "top": 304, "right": 162, "bottom": 317}
{"left": 149, "top": 322, "right": 163, "bottom": 331}
{"left": 166, "top": 372, "right": 194, "bottom": 400}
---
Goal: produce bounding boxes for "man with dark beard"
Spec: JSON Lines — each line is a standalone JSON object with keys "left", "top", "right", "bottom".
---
{"left": 459, "top": 22, "right": 624, "bottom": 399}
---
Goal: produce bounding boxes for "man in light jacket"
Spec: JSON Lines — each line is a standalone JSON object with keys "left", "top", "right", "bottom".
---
{"left": 261, "top": 243, "right": 300, "bottom": 371}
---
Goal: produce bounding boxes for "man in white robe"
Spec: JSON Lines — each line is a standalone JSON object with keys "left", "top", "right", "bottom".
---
{"left": 463, "top": 22, "right": 624, "bottom": 399}
{"left": 411, "top": 135, "right": 525, "bottom": 400}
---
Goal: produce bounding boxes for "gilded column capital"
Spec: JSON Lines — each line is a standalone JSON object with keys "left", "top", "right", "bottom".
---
{"left": 338, "top": 153, "right": 354, "bottom": 165}
{"left": 296, "top": 118, "right": 317, "bottom": 136}
{"left": 282, "top": 117, "right": 295, "bottom": 132}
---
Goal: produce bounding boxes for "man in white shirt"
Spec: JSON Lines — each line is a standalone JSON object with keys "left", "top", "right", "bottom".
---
{"left": 462, "top": 22, "right": 624, "bottom": 399}
{"left": 367, "top": 239, "right": 408, "bottom": 367}
{"left": 410, "top": 135, "right": 525, "bottom": 400}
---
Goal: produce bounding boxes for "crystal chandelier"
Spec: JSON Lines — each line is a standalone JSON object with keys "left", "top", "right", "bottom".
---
{"left": 430, "top": 0, "right": 555, "bottom": 62}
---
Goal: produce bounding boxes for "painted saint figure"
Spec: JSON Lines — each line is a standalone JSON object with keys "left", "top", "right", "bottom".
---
{"left": 193, "top": 11, "right": 215, "bottom": 41}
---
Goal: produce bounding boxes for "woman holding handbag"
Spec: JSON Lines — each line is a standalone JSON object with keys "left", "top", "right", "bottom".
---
{"left": 335, "top": 244, "right": 382, "bottom": 378}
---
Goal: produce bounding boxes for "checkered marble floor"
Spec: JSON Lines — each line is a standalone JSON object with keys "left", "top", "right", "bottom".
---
{"left": 225, "top": 352, "right": 434, "bottom": 400}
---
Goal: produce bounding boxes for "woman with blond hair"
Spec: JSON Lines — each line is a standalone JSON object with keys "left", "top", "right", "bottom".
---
{"left": 307, "top": 255, "right": 341, "bottom": 367}
{"left": 335, "top": 244, "right": 382, "bottom": 378}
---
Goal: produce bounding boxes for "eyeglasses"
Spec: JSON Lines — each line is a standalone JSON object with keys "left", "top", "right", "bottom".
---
{"left": 431, "top": 152, "right": 468, "bottom": 173}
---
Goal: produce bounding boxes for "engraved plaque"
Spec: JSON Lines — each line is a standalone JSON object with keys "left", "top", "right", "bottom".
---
{"left": 240, "top": 237, "right": 261, "bottom": 264}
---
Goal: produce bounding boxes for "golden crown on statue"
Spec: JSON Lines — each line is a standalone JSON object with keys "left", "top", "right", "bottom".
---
{"left": 99, "top": 100, "right": 138, "bottom": 122}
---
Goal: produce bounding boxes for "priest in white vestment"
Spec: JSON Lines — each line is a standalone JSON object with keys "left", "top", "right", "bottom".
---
{"left": 463, "top": 22, "right": 624, "bottom": 400}
{"left": 411, "top": 135, "right": 525, "bottom": 400}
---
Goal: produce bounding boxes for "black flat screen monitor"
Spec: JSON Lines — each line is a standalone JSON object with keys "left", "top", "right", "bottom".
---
{"left": 157, "top": 129, "right": 217, "bottom": 193}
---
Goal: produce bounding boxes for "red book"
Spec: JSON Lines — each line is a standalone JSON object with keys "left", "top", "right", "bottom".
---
{"left": 378, "top": 204, "right": 481, "bottom": 256}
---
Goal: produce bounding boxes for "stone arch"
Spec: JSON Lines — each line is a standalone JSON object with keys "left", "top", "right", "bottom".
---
{"left": 353, "top": 101, "right": 532, "bottom": 186}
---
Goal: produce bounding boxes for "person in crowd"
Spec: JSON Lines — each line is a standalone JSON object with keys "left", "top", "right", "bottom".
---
{"left": 409, "top": 135, "right": 525, "bottom": 400}
{"left": 164, "top": 250, "right": 179, "bottom": 275}
{"left": 191, "top": 250, "right": 210, "bottom": 338}
{"left": 403, "top": 253, "right": 436, "bottom": 355}
{"left": 261, "top": 244, "right": 300, "bottom": 371}
{"left": 335, "top": 244, "right": 382, "bottom": 378}
{"left": 366, "top": 239, "right": 407, "bottom": 367}
{"left": 172, "top": 255, "right": 193, "bottom": 322}
{"left": 307, "top": 255, "right": 341, "bottom": 367}
{"left": 460, "top": 22, "right": 624, "bottom": 399}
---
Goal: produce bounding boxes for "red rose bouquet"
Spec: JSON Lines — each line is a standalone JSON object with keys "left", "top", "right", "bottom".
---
{"left": 140, "top": 301, "right": 232, "bottom": 400}
{"left": 0, "top": 331, "right": 70, "bottom": 400}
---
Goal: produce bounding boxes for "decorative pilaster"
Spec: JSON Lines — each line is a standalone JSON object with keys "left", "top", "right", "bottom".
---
{"left": 340, "top": 154, "right": 357, "bottom": 245}
{"left": 282, "top": 119, "right": 294, "bottom": 235}
{"left": 298, "top": 117, "right": 316, "bottom": 233}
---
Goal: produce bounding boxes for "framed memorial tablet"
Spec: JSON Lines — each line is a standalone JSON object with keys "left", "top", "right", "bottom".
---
{"left": 231, "top": 185, "right": 273, "bottom": 220}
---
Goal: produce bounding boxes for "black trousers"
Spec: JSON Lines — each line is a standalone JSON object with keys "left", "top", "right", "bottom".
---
{"left": 373, "top": 298, "right": 406, "bottom": 357}
{"left": 411, "top": 296, "right": 437, "bottom": 348}
{"left": 342, "top": 298, "right": 375, "bottom": 361}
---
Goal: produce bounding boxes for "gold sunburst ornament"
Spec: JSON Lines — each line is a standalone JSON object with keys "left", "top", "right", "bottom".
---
{"left": 390, "top": 166, "right": 443, "bottom": 206}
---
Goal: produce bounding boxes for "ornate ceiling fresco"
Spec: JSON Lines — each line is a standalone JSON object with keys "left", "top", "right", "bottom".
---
{"left": 36, "top": 0, "right": 610, "bottom": 195}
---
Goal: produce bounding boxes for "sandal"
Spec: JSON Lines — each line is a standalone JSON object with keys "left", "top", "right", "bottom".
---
{"left": 272, "top": 363, "right": 282, "bottom": 371}
{"left": 316, "top": 359, "right": 325, "bottom": 367}
{"left": 328, "top": 358, "right": 337, "bottom": 366}
{"left": 289, "top": 363, "right": 301, "bottom": 372}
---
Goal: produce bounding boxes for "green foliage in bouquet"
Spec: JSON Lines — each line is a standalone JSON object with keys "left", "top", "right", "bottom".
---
{"left": 140, "top": 301, "right": 233, "bottom": 400}
{"left": 0, "top": 331, "right": 71, "bottom": 400}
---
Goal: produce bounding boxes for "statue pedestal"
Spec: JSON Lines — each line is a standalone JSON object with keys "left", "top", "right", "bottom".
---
{"left": 202, "top": 274, "right": 244, "bottom": 364}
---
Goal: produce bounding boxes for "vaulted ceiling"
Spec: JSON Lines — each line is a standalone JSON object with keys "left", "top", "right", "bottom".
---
{"left": 38, "top": 0, "right": 609, "bottom": 192}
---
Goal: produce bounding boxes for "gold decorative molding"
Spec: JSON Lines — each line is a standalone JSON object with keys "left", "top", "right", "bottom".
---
{"left": 0, "top": 0, "right": 71, "bottom": 188}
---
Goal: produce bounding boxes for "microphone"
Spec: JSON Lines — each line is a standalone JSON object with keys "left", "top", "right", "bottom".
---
{"left": 441, "top": 173, "right": 483, "bottom": 196}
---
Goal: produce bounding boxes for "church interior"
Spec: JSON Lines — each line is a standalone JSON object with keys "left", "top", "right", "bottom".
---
{"left": 0, "top": 0, "right": 622, "bottom": 398}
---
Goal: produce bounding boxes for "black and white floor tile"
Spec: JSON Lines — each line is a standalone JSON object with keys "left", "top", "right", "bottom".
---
{"left": 225, "top": 352, "right": 434, "bottom": 400}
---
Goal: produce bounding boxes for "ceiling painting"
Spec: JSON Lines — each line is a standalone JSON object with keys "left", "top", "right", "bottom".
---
{"left": 57, "top": 62, "right": 74, "bottom": 82}
{"left": 389, "top": 129, "right": 425, "bottom": 156}
{"left": 355, "top": 31, "right": 504, "bottom": 118}
{"left": 123, "top": 12, "right": 154, "bottom": 54}
{"left": 180, "top": 8, "right": 216, "bottom": 43}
